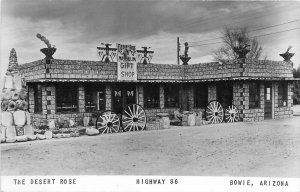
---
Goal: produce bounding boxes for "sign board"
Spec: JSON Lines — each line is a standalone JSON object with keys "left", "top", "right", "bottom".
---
{"left": 117, "top": 44, "right": 137, "bottom": 81}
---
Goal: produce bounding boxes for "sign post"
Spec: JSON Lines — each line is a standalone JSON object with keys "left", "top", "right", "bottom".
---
{"left": 117, "top": 44, "right": 137, "bottom": 81}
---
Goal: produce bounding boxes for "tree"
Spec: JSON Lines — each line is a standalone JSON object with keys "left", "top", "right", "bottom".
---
{"left": 214, "top": 27, "right": 263, "bottom": 63}
{"left": 293, "top": 66, "right": 300, "bottom": 78}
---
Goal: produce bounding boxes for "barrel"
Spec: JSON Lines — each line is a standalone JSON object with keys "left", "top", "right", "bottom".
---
{"left": 187, "top": 113, "right": 196, "bottom": 126}
{"left": 15, "top": 125, "right": 25, "bottom": 136}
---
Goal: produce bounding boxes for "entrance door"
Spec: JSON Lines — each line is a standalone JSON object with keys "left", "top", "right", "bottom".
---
{"left": 112, "top": 83, "right": 136, "bottom": 114}
{"left": 264, "top": 83, "right": 272, "bottom": 119}
{"left": 217, "top": 83, "right": 233, "bottom": 107}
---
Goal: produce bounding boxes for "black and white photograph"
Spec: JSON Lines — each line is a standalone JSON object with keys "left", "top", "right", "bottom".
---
{"left": 0, "top": 0, "right": 300, "bottom": 191}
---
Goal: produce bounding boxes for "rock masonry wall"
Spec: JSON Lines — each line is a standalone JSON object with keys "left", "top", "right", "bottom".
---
{"left": 274, "top": 82, "right": 293, "bottom": 119}
{"left": 19, "top": 59, "right": 294, "bottom": 81}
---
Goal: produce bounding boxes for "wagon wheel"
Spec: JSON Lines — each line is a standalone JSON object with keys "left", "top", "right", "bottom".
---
{"left": 205, "top": 100, "right": 224, "bottom": 124}
{"left": 122, "top": 104, "right": 147, "bottom": 132}
{"left": 225, "top": 104, "right": 239, "bottom": 123}
{"left": 96, "top": 110, "right": 120, "bottom": 134}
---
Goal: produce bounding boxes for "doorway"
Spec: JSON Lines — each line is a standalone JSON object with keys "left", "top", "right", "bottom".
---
{"left": 264, "top": 82, "right": 273, "bottom": 119}
{"left": 217, "top": 82, "right": 233, "bottom": 107}
{"left": 112, "top": 83, "right": 136, "bottom": 114}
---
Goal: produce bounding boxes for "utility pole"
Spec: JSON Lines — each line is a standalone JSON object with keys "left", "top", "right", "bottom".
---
{"left": 177, "top": 37, "right": 180, "bottom": 65}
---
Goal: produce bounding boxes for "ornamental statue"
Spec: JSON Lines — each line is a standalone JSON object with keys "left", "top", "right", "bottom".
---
{"left": 280, "top": 46, "right": 294, "bottom": 61}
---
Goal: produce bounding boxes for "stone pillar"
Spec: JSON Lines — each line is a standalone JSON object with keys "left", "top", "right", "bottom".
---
{"left": 187, "top": 85, "right": 194, "bottom": 111}
{"left": 137, "top": 84, "right": 144, "bottom": 107}
{"left": 159, "top": 85, "right": 164, "bottom": 109}
{"left": 40, "top": 84, "right": 56, "bottom": 116}
{"left": 208, "top": 83, "right": 217, "bottom": 101}
{"left": 41, "top": 85, "right": 47, "bottom": 115}
{"left": 78, "top": 84, "right": 85, "bottom": 113}
{"left": 288, "top": 82, "right": 293, "bottom": 108}
{"left": 105, "top": 84, "right": 112, "bottom": 110}
{"left": 28, "top": 85, "right": 35, "bottom": 113}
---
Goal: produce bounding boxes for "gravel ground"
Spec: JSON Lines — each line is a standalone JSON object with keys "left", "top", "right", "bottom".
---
{"left": 1, "top": 116, "right": 300, "bottom": 177}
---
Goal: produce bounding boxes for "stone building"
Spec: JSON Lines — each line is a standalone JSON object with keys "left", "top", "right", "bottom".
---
{"left": 13, "top": 49, "right": 296, "bottom": 125}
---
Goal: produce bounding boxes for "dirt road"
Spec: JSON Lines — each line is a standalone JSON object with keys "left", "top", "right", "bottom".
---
{"left": 1, "top": 117, "right": 300, "bottom": 177}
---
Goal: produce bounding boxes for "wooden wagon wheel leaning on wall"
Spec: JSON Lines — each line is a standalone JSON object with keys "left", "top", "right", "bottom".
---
{"left": 224, "top": 104, "right": 239, "bottom": 123}
{"left": 122, "top": 104, "right": 147, "bottom": 132}
{"left": 96, "top": 110, "right": 120, "bottom": 134}
{"left": 205, "top": 100, "right": 224, "bottom": 124}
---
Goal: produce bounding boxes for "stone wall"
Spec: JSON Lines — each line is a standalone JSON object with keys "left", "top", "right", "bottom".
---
{"left": 293, "top": 81, "right": 300, "bottom": 104}
{"left": 274, "top": 82, "right": 293, "bottom": 119}
{"left": 19, "top": 59, "right": 294, "bottom": 82}
{"left": 237, "top": 82, "right": 265, "bottom": 122}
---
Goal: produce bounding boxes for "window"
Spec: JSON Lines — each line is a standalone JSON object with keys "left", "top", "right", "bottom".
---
{"left": 278, "top": 82, "right": 288, "bottom": 107}
{"left": 85, "top": 84, "right": 105, "bottom": 112}
{"left": 249, "top": 82, "right": 260, "bottom": 109}
{"left": 34, "top": 84, "right": 42, "bottom": 113}
{"left": 56, "top": 84, "right": 78, "bottom": 113}
{"left": 164, "top": 85, "right": 179, "bottom": 108}
{"left": 144, "top": 84, "right": 159, "bottom": 108}
{"left": 194, "top": 84, "right": 208, "bottom": 108}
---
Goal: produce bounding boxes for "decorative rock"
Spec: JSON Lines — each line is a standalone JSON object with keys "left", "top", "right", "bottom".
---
{"left": 19, "top": 89, "right": 27, "bottom": 100}
{"left": 86, "top": 127, "right": 99, "bottom": 136}
{"left": 16, "top": 135, "right": 28, "bottom": 142}
{"left": 24, "top": 124, "right": 34, "bottom": 135}
{"left": 7, "top": 100, "right": 17, "bottom": 111}
{"left": 25, "top": 112, "right": 31, "bottom": 125}
{"left": 1, "top": 126, "right": 6, "bottom": 142}
{"left": 36, "top": 134, "right": 46, "bottom": 140}
{"left": 6, "top": 125, "right": 16, "bottom": 139}
{"left": 2, "top": 90, "right": 12, "bottom": 100}
{"left": 187, "top": 113, "right": 196, "bottom": 126}
{"left": 158, "top": 117, "right": 170, "bottom": 129}
{"left": 3, "top": 76, "right": 14, "bottom": 90}
{"left": 1, "top": 100, "right": 9, "bottom": 111}
{"left": 61, "top": 133, "right": 71, "bottom": 138}
{"left": 13, "top": 110, "right": 26, "bottom": 126}
{"left": 69, "top": 120, "right": 75, "bottom": 127}
{"left": 13, "top": 76, "right": 23, "bottom": 90}
{"left": 11, "top": 91, "right": 20, "bottom": 101}
{"left": 44, "top": 131, "right": 53, "bottom": 139}
{"left": 83, "top": 117, "right": 90, "bottom": 127}
{"left": 1, "top": 133, "right": 5, "bottom": 143}
{"left": 48, "top": 120, "right": 56, "bottom": 129}
{"left": 53, "top": 134, "right": 61, "bottom": 139}
{"left": 27, "top": 135, "right": 37, "bottom": 141}
{"left": 6, "top": 138, "right": 16, "bottom": 143}
{"left": 1, "top": 111, "right": 13, "bottom": 126}
{"left": 20, "top": 101, "right": 28, "bottom": 111}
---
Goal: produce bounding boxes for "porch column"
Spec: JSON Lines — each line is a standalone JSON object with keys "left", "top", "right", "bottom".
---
{"left": 105, "top": 84, "right": 112, "bottom": 110}
{"left": 28, "top": 85, "right": 35, "bottom": 113}
{"left": 159, "top": 85, "right": 164, "bottom": 109}
{"left": 137, "top": 84, "right": 144, "bottom": 107}
{"left": 78, "top": 83, "right": 85, "bottom": 113}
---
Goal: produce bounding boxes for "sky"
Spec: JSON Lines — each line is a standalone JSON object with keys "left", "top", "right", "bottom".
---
{"left": 1, "top": 0, "right": 300, "bottom": 78}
